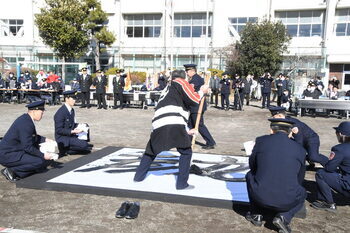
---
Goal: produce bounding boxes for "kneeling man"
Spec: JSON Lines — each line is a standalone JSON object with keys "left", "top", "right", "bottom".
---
{"left": 0, "top": 101, "right": 56, "bottom": 182}
{"left": 245, "top": 118, "right": 307, "bottom": 233}
{"left": 54, "top": 90, "right": 93, "bottom": 156}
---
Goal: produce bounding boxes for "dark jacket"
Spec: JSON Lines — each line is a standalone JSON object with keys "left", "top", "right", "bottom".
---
{"left": 246, "top": 132, "right": 306, "bottom": 210}
{"left": 324, "top": 143, "right": 350, "bottom": 191}
{"left": 77, "top": 74, "right": 92, "bottom": 92}
{"left": 54, "top": 105, "right": 76, "bottom": 147}
{"left": 220, "top": 78, "right": 231, "bottom": 94}
{"left": 0, "top": 114, "right": 45, "bottom": 164}
{"left": 112, "top": 75, "right": 125, "bottom": 93}
{"left": 242, "top": 78, "right": 253, "bottom": 94}
{"left": 93, "top": 76, "right": 107, "bottom": 94}
{"left": 189, "top": 73, "right": 206, "bottom": 113}
{"left": 259, "top": 76, "right": 274, "bottom": 94}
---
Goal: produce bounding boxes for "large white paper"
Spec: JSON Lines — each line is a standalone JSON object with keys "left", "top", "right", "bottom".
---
{"left": 39, "top": 141, "right": 58, "bottom": 153}
{"left": 243, "top": 141, "right": 255, "bottom": 156}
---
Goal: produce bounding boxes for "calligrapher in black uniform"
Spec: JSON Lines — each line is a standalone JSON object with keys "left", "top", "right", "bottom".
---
{"left": 311, "top": 121, "right": 350, "bottom": 212}
{"left": 93, "top": 69, "right": 108, "bottom": 109}
{"left": 0, "top": 101, "right": 56, "bottom": 182}
{"left": 77, "top": 67, "right": 92, "bottom": 108}
{"left": 112, "top": 69, "right": 126, "bottom": 109}
{"left": 184, "top": 64, "right": 216, "bottom": 149}
{"left": 245, "top": 118, "right": 306, "bottom": 233}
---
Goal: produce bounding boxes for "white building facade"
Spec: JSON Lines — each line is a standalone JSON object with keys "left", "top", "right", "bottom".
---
{"left": 0, "top": 0, "right": 350, "bottom": 88}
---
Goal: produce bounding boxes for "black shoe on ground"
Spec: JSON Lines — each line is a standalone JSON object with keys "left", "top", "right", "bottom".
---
{"left": 115, "top": 201, "right": 132, "bottom": 218}
{"left": 272, "top": 215, "right": 291, "bottom": 233}
{"left": 80, "top": 106, "right": 86, "bottom": 108}
{"left": 125, "top": 202, "right": 140, "bottom": 219}
{"left": 87, "top": 106, "right": 91, "bottom": 109}
{"left": 202, "top": 144, "right": 216, "bottom": 150}
{"left": 311, "top": 201, "right": 337, "bottom": 213}
{"left": 103, "top": 107, "right": 107, "bottom": 110}
{"left": 245, "top": 211, "right": 263, "bottom": 227}
{"left": 97, "top": 106, "right": 102, "bottom": 109}
{"left": 113, "top": 106, "right": 119, "bottom": 109}
{"left": 1, "top": 168, "right": 19, "bottom": 183}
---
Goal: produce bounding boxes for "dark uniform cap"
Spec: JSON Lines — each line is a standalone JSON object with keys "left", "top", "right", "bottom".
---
{"left": 81, "top": 67, "right": 87, "bottom": 71}
{"left": 119, "top": 69, "right": 125, "bottom": 73}
{"left": 222, "top": 71, "right": 230, "bottom": 76}
{"left": 171, "top": 70, "right": 186, "bottom": 79}
{"left": 269, "top": 106, "right": 286, "bottom": 116}
{"left": 26, "top": 100, "right": 45, "bottom": 111}
{"left": 63, "top": 90, "right": 77, "bottom": 99}
{"left": 183, "top": 64, "right": 197, "bottom": 71}
{"left": 333, "top": 122, "right": 350, "bottom": 136}
{"left": 268, "top": 118, "right": 295, "bottom": 128}
{"left": 308, "top": 81, "right": 316, "bottom": 86}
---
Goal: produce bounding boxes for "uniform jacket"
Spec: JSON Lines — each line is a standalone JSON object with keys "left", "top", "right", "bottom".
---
{"left": 220, "top": 78, "right": 231, "bottom": 94}
{"left": 287, "top": 117, "right": 320, "bottom": 148}
{"left": 93, "top": 76, "right": 107, "bottom": 94}
{"left": 247, "top": 132, "right": 306, "bottom": 210}
{"left": 189, "top": 73, "right": 206, "bottom": 113}
{"left": 0, "top": 114, "right": 45, "bottom": 164}
{"left": 276, "top": 79, "right": 289, "bottom": 95}
{"left": 77, "top": 74, "right": 92, "bottom": 92}
{"left": 54, "top": 105, "right": 76, "bottom": 147}
{"left": 259, "top": 76, "right": 273, "bottom": 94}
{"left": 112, "top": 75, "right": 125, "bottom": 93}
{"left": 324, "top": 143, "right": 350, "bottom": 191}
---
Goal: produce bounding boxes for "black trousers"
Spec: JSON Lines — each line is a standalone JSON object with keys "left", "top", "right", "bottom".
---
{"left": 81, "top": 91, "right": 90, "bottom": 107}
{"left": 261, "top": 92, "right": 271, "bottom": 108}
{"left": 234, "top": 91, "right": 244, "bottom": 110}
{"left": 221, "top": 93, "right": 230, "bottom": 109}
{"left": 114, "top": 92, "right": 124, "bottom": 107}
{"left": 96, "top": 92, "right": 106, "bottom": 108}
{"left": 134, "top": 147, "right": 192, "bottom": 189}
{"left": 244, "top": 93, "right": 250, "bottom": 105}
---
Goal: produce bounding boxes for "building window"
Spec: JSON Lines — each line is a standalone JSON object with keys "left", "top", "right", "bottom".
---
{"left": 228, "top": 17, "right": 257, "bottom": 36}
{"left": 334, "top": 9, "right": 350, "bottom": 36}
{"left": 0, "top": 19, "right": 24, "bottom": 37}
{"left": 275, "top": 11, "right": 324, "bottom": 37}
{"left": 124, "top": 14, "right": 162, "bottom": 38}
{"left": 174, "top": 13, "right": 212, "bottom": 38}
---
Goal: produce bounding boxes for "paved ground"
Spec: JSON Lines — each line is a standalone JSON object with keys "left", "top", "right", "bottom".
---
{"left": 0, "top": 101, "right": 349, "bottom": 233}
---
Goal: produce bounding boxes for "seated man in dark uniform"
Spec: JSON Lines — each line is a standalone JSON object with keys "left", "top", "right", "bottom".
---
{"left": 311, "top": 121, "right": 350, "bottom": 212}
{"left": 0, "top": 101, "right": 56, "bottom": 182}
{"left": 269, "top": 106, "right": 328, "bottom": 168}
{"left": 54, "top": 90, "right": 93, "bottom": 156}
{"left": 245, "top": 118, "right": 306, "bottom": 233}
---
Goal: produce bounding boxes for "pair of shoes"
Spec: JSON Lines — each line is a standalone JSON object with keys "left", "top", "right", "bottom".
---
{"left": 103, "top": 107, "right": 107, "bottom": 110}
{"left": 1, "top": 168, "right": 19, "bottom": 183}
{"left": 202, "top": 144, "right": 216, "bottom": 150}
{"left": 87, "top": 106, "right": 91, "bottom": 109}
{"left": 245, "top": 211, "right": 263, "bottom": 227}
{"left": 176, "top": 184, "right": 195, "bottom": 190}
{"left": 97, "top": 106, "right": 102, "bottom": 109}
{"left": 115, "top": 201, "right": 140, "bottom": 219}
{"left": 310, "top": 201, "right": 337, "bottom": 213}
{"left": 113, "top": 106, "right": 119, "bottom": 109}
{"left": 272, "top": 215, "right": 291, "bottom": 233}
